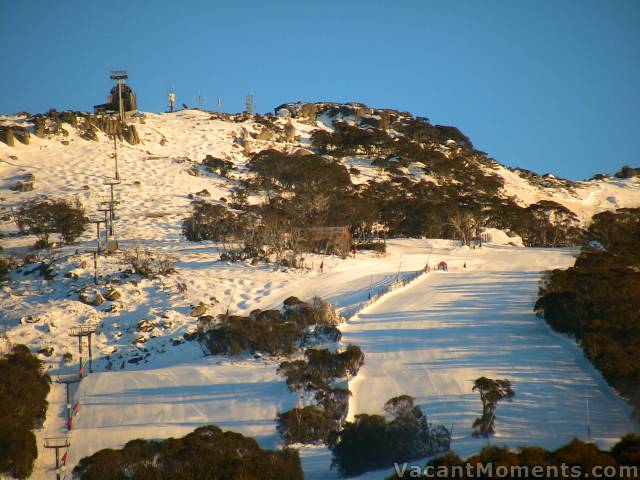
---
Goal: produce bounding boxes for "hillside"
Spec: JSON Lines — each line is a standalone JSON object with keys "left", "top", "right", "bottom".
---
{"left": 1, "top": 103, "right": 639, "bottom": 479}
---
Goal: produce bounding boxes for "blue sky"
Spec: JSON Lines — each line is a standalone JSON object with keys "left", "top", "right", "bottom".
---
{"left": 1, "top": 0, "right": 638, "bottom": 180}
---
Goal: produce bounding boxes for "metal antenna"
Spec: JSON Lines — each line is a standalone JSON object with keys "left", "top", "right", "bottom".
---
{"left": 168, "top": 83, "right": 176, "bottom": 112}
{"left": 216, "top": 97, "right": 222, "bottom": 113}
{"left": 245, "top": 92, "right": 255, "bottom": 114}
{"left": 196, "top": 92, "right": 206, "bottom": 110}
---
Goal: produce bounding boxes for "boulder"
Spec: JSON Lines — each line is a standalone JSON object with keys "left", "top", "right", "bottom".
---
{"left": 92, "top": 293, "right": 105, "bottom": 306}
{"left": 190, "top": 302, "right": 207, "bottom": 317}
{"left": 256, "top": 128, "right": 273, "bottom": 141}
{"left": 105, "top": 287, "right": 122, "bottom": 301}
{"left": 284, "top": 120, "right": 296, "bottom": 143}
{"left": 14, "top": 128, "right": 30, "bottom": 145}
{"left": 0, "top": 127, "right": 15, "bottom": 146}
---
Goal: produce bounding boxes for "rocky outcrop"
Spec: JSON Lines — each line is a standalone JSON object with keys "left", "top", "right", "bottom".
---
{"left": 10, "top": 173, "right": 35, "bottom": 192}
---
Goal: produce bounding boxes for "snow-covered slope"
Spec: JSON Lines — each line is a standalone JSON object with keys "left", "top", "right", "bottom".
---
{"left": 1, "top": 108, "right": 639, "bottom": 479}
{"left": 491, "top": 163, "right": 640, "bottom": 224}
{"left": 343, "top": 241, "right": 637, "bottom": 477}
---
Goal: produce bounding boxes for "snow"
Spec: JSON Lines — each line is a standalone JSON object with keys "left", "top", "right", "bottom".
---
{"left": 342, "top": 241, "right": 638, "bottom": 477}
{"left": 492, "top": 164, "right": 640, "bottom": 225}
{"left": 1, "top": 111, "right": 639, "bottom": 479}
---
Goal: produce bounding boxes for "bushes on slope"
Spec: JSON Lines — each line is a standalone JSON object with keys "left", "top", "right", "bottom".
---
{"left": 331, "top": 395, "right": 451, "bottom": 477}
{"left": 73, "top": 425, "right": 303, "bottom": 480}
{"left": 276, "top": 347, "right": 363, "bottom": 445}
{"left": 0, "top": 345, "right": 51, "bottom": 479}
{"left": 199, "top": 297, "right": 341, "bottom": 356}
{"left": 535, "top": 208, "right": 640, "bottom": 416}
{"left": 387, "top": 434, "right": 640, "bottom": 479}
{"left": 14, "top": 198, "right": 88, "bottom": 248}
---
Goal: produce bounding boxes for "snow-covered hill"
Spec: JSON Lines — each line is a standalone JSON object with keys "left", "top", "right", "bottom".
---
{"left": 1, "top": 106, "right": 639, "bottom": 479}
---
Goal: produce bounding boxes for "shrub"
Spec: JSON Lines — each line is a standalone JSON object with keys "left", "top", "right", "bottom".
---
{"left": 471, "top": 377, "right": 515, "bottom": 437}
{"left": 331, "top": 395, "right": 451, "bottom": 477}
{"left": 277, "top": 405, "right": 337, "bottom": 445}
{"left": 0, "top": 257, "right": 12, "bottom": 282}
{"left": 200, "top": 297, "right": 340, "bottom": 357}
{"left": 247, "top": 149, "right": 351, "bottom": 194}
{"left": 535, "top": 208, "right": 640, "bottom": 416}
{"left": 201, "top": 154, "right": 233, "bottom": 177}
{"left": 0, "top": 345, "right": 51, "bottom": 479}
{"left": 14, "top": 198, "right": 88, "bottom": 247}
{"left": 123, "top": 248, "right": 176, "bottom": 278}
{"left": 388, "top": 436, "right": 640, "bottom": 479}
{"left": 73, "top": 425, "right": 303, "bottom": 480}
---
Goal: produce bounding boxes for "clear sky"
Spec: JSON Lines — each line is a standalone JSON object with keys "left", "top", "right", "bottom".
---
{"left": 1, "top": 0, "right": 638, "bottom": 180}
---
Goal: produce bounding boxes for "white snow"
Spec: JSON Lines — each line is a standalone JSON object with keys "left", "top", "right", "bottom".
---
{"left": 1, "top": 111, "right": 639, "bottom": 479}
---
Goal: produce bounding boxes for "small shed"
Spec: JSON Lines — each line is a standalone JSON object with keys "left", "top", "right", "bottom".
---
{"left": 306, "top": 226, "right": 351, "bottom": 255}
{"left": 437, "top": 261, "right": 448, "bottom": 271}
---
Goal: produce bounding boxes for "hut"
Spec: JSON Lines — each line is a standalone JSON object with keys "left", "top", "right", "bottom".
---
{"left": 437, "top": 261, "right": 448, "bottom": 271}
{"left": 306, "top": 226, "right": 351, "bottom": 256}
{"left": 94, "top": 84, "right": 137, "bottom": 117}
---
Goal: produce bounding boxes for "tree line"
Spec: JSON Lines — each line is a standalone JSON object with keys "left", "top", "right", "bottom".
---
{"left": 535, "top": 207, "right": 640, "bottom": 417}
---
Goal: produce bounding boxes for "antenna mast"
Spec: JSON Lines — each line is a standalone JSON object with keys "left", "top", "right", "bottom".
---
{"left": 245, "top": 92, "right": 255, "bottom": 114}
{"left": 168, "top": 83, "right": 176, "bottom": 113}
{"left": 196, "top": 92, "right": 206, "bottom": 110}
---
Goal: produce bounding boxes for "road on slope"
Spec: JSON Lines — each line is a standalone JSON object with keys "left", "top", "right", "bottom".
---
{"left": 341, "top": 243, "right": 638, "bottom": 461}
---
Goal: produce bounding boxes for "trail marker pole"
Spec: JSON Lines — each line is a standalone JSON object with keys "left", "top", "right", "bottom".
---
{"left": 113, "top": 136, "right": 120, "bottom": 180}
{"left": 93, "top": 251, "right": 98, "bottom": 285}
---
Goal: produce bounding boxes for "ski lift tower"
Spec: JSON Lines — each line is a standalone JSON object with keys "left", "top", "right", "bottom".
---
{"left": 44, "top": 437, "right": 70, "bottom": 480}
{"left": 110, "top": 70, "right": 129, "bottom": 122}
{"left": 55, "top": 374, "right": 81, "bottom": 431}
{"left": 69, "top": 323, "right": 99, "bottom": 377}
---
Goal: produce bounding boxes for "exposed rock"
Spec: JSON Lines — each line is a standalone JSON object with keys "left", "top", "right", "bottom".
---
{"left": 190, "top": 302, "right": 207, "bottom": 317}
{"left": 33, "top": 117, "right": 46, "bottom": 138}
{"left": 105, "top": 287, "right": 122, "bottom": 301}
{"left": 284, "top": 120, "right": 296, "bottom": 143}
{"left": 195, "top": 189, "right": 210, "bottom": 197}
{"left": 14, "top": 128, "right": 30, "bottom": 145}
{"left": 38, "top": 346, "right": 54, "bottom": 357}
{"left": 0, "top": 127, "right": 15, "bottom": 146}
{"left": 256, "top": 128, "right": 273, "bottom": 141}
{"left": 186, "top": 164, "right": 200, "bottom": 176}
{"left": 79, "top": 289, "right": 105, "bottom": 306}
{"left": 137, "top": 320, "right": 154, "bottom": 333}
{"left": 10, "top": 173, "right": 35, "bottom": 192}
